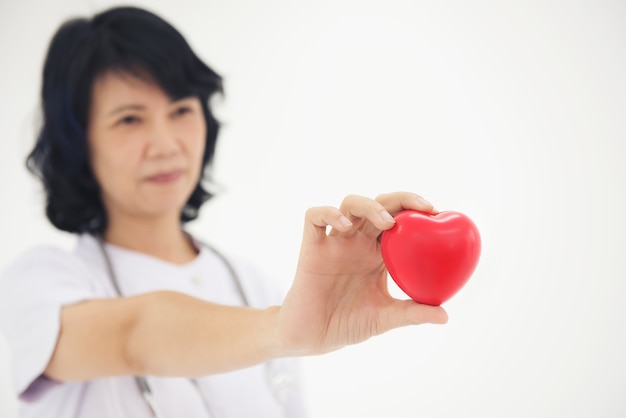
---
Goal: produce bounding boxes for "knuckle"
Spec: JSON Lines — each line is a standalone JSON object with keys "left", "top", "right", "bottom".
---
{"left": 304, "top": 206, "right": 319, "bottom": 219}
{"left": 378, "top": 191, "right": 420, "bottom": 203}
{"left": 341, "top": 194, "right": 361, "bottom": 205}
{"left": 374, "top": 192, "right": 391, "bottom": 202}
{"left": 306, "top": 205, "right": 337, "bottom": 218}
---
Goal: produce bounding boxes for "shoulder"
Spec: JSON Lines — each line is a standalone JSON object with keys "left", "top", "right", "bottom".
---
{"left": 6, "top": 244, "right": 76, "bottom": 266}
{"left": 0, "top": 236, "right": 102, "bottom": 305}
{"left": 2, "top": 242, "right": 89, "bottom": 283}
{"left": 0, "top": 235, "right": 105, "bottom": 338}
{"left": 0, "top": 238, "right": 101, "bottom": 399}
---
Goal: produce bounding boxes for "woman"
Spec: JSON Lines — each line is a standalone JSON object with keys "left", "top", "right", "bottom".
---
{"left": 0, "top": 6, "right": 447, "bottom": 418}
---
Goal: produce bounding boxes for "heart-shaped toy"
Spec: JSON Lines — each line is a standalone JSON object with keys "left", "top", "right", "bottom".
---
{"left": 381, "top": 210, "right": 481, "bottom": 306}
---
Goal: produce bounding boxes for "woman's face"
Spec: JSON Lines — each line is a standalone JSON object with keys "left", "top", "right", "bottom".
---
{"left": 87, "top": 71, "right": 206, "bottom": 223}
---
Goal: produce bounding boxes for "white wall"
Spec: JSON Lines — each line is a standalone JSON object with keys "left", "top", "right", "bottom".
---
{"left": 1, "top": 1, "right": 625, "bottom": 417}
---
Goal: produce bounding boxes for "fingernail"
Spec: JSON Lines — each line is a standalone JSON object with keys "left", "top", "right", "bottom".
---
{"left": 380, "top": 210, "right": 395, "bottom": 223}
{"left": 339, "top": 216, "right": 353, "bottom": 227}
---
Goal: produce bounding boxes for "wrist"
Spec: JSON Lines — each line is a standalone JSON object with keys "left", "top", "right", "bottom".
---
{"left": 262, "top": 305, "right": 288, "bottom": 359}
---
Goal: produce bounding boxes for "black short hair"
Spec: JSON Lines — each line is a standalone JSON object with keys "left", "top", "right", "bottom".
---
{"left": 26, "top": 6, "right": 223, "bottom": 234}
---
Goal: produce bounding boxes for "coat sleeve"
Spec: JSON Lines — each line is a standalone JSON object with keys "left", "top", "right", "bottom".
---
{"left": 0, "top": 247, "right": 96, "bottom": 401}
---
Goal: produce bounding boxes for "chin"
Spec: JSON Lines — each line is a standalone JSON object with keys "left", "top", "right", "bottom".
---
{"left": 142, "top": 197, "right": 189, "bottom": 217}
{"left": 135, "top": 183, "right": 195, "bottom": 215}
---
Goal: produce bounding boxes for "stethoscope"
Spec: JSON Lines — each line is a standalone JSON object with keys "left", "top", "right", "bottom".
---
{"left": 96, "top": 235, "right": 294, "bottom": 417}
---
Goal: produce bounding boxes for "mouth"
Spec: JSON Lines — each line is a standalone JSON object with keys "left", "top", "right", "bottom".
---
{"left": 145, "top": 169, "right": 183, "bottom": 184}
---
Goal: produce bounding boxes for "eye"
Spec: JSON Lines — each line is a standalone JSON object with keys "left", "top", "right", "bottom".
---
{"left": 173, "top": 106, "right": 192, "bottom": 117}
{"left": 118, "top": 115, "right": 141, "bottom": 126}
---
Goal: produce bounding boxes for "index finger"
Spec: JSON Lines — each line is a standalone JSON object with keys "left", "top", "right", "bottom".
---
{"left": 375, "top": 192, "right": 437, "bottom": 215}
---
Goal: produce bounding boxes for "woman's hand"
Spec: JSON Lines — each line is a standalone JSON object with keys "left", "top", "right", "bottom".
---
{"left": 276, "top": 192, "right": 449, "bottom": 356}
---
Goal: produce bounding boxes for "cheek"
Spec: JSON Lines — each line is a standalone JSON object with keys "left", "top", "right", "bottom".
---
{"left": 185, "top": 120, "right": 207, "bottom": 163}
{"left": 89, "top": 138, "right": 143, "bottom": 194}
{"left": 189, "top": 138, "right": 206, "bottom": 181}
{"left": 91, "top": 154, "right": 125, "bottom": 199}
{"left": 94, "top": 142, "right": 139, "bottom": 173}
{"left": 89, "top": 144, "right": 113, "bottom": 188}
{"left": 194, "top": 136, "right": 206, "bottom": 162}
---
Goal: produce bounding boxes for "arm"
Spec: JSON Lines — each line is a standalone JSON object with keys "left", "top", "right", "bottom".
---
{"left": 46, "top": 191, "right": 447, "bottom": 382}
{"left": 46, "top": 292, "right": 280, "bottom": 381}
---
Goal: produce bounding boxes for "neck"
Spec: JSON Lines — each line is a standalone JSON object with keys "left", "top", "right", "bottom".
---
{"left": 103, "top": 212, "right": 198, "bottom": 264}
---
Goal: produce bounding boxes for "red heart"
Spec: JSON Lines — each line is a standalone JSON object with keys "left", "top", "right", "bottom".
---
{"left": 381, "top": 210, "right": 481, "bottom": 306}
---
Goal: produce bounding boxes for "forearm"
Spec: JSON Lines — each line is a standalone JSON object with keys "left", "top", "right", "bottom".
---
{"left": 126, "top": 291, "right": 282, "bottom": 377}
{"left": 46, "top": 290, "right": 285, "bottom": 382}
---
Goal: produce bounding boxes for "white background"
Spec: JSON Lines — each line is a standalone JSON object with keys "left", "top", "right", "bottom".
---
{"left": 1, "top": 0, "right": 625, "bottom": 417}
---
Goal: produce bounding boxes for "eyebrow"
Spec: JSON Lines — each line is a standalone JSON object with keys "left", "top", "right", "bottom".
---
{"left": 105, "top": 97, "right": 195, "bottom": 118}
{"left": 106, "top": 104, "right": 146, "bottom": 118}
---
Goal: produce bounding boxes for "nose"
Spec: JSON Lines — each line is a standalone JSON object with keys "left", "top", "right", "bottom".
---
{"left": 145, "top": 120, "right": 180, "bottom": 158}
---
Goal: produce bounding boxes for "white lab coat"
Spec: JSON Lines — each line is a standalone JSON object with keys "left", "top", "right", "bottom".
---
{"left": 0, "top": 233, "right": 307, "bottom": 418}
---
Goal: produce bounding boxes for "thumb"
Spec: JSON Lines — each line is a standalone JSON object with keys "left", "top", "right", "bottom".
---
{"left": 392, "top": 299, "right": 449, "bottom": 327}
